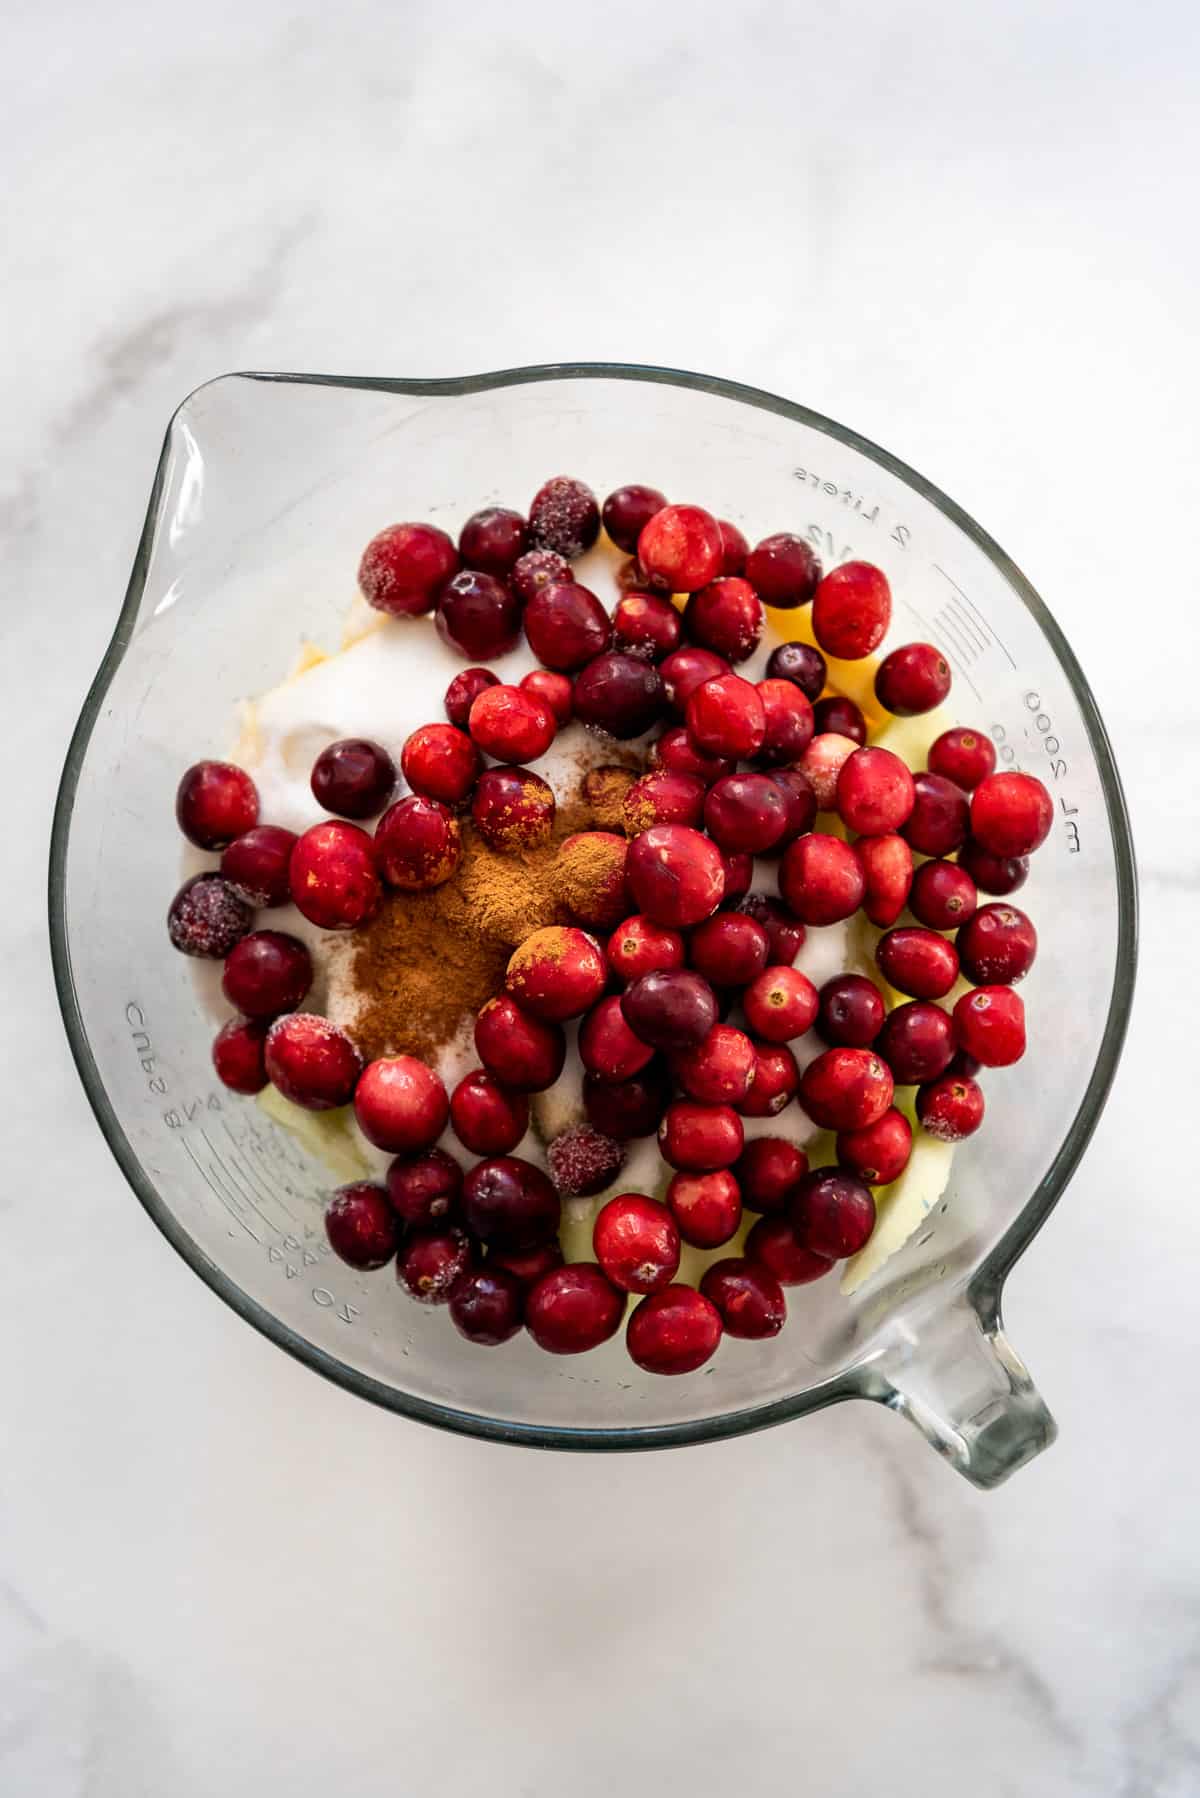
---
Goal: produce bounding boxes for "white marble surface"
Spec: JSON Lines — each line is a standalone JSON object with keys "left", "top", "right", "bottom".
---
{"left": 5, "top": 1, "right": 1200, "bottom": 1791}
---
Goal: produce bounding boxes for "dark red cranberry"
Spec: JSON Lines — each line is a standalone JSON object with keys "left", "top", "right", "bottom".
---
{"left": 876, "top": 927, "right": 960, "bottom": 1001}
{"left": 222, "top": 930, "right": 312, "bottom": 1018}
{"left": 970, "top": 771, "right": 1054, "bottom": 857}
{"left": 916, "top": 1073, "right": 986, "bottom": 1141}
{"left": 573, "top": 653, "right": 666, "bottom": 738}
{"left": 325, "top": 1182, "right": 399, "bottom": 1269}
{"left": 472, "top": 766, "right": 556, "bottom": 852}
{"left": 397, "top": 1227, "right": 474, "bottom": 1305}
{"left": 444, "top": 666, "right": 499, "bottom": 729}
{"left": 683, "top": 578, "right": 763, "bottom": 662}
{"left": 612, "top": 591, "right": 682, "bottom": 662}
{"left": 734, "top": 894, "right": 806, "bottom": 966}
{"left": 264, "top": 1012, "right": 362, "bottom": 1110}
{"left": 738, "top": 1043, "right": 800, "bottom": 1118}
{"left": 909, "top": 859, "right": 978, "bottom": 931}
{"left": 474, "top": 994, "right": 566, "bottom": 1091}
{"left": 756, "top": 679, "right": 815, "bottom": 764}
{"left": 638, "top": 504, "right": 724, "bottom": 592}
{"left": 601, "top": 483, "right": 668, "bottom": 553}
{"left": 358, "top": 522, "right": 458, "bottom": 617}
{"left": 836, "top": 747, "right": 916, "bottom": 836}
{"left": 766, "top": 640, "right": 827, "bottom": 701}
{"left": 959, "top": 838, "right": 1030, "bottom": 895}
{"left": 462, "top": 1156, "right": 560, "bottom": 1249}
{"left": 875, "top": 642, "right": 952, "bottom": 715}
{"left": 811, "top": 561, "right": 891, "bottom": 659}
{"left": 583, "top": 1063, "right": 670, "bottom": 1140}
{"left": 387, "top": 1147, "right": 463, "bottom": 1227}
{"left": 616, "top": 555, "right": 672, "bottom": 595}
{"left": 953, "top": 985, "right": 1027, "bottom": 1066}
{"left": 876, "top": 1001, "right": 956, "bottom": 1084}
{"left": 688, "top": 912, "right": 769, "bottom": 988}
{"left": 745, "top": 1214, "right": 833, "bottom": 1286}
{"left": 449, "top": 1069, "right": 530, "bottom": 1157}
{"left": 735, "top": 1137, "right": 808, "bottom": 1213}
{"left": 488, "top": 1240, "right": 564, "bottom": 1286}
{"left": 220, "top": 826, "right": 297, "bottom": 907}
{"left": 718, "top": 850, "right": 754, "bottom": 901}
{"left": 674, "top": 1023, "right": 757, "bottom": 1106}
{"left": 658, "top": 1101, "right": 744, "bottom": 1172}
{"left": 816, "top": 974, "right": 885, "bottom": 1047}
{"left": 626, "top": 824, "right": 725, "bottom": 927}
{"left": 903, "top": 772, "right": 970, "bottom": 857}
{"left": 311, "top": 738, "right": 396, "bottom": 819}
{"left": 716, "top": 519, "right": 749, "bottom": 574}
{"left": 167, "top": 874, "right": 253, "bottom": 958}
{"left": 928, "top": 726, "right": 996, "bottom": 791}
{"left": 175, "top": 760, "right": 259, "bottom": 850}
{"left": 790, "top": 1168, "right": 875, "bottom": 1258}
{"left": 667, "top": 1168, "right": 742, "bottom": 1245}
{"left": 458, "top": 506, "right": 527, "bottom": 577}
{"left": 374, "top": 795, "right": 461, "bottom": 891}
{"left": 580, "top": 995, "right": 656, "bottom": 1082}
{"left": 593, "top": 1193, "right": 680, "bottom": 1294}
{"left": 958, "top": 902, "right": 1038, "bottom": 984}
{"left": 660, "top": 646, "right": 729, "bottom": 716}
{"left": 212, "top": 1017, "right": 269, "bottom": 1094}
{"left": 511, "top": 547, "right": 572, "bottom": 603}
{"left": 700, "top": 1258, "right": 786, "bottom": 1339}
{"left": 435, "top": 570, "right": 521, "bottom": 660}
{"left": 526, "top": 1264, "right": 624, "bottom": 1354}
{"left": 744, "top": 533, "right": 821, "bottom": 608}
{"left": 449, "top": 1266, "right": 524, "bottom": 1345}
{"left": 799, "top": 1047, "right": 894, "bottom": 1131}
{"left": 837, "top": 1108, "right": 913, "bottom": 1185}
{"left": 703, "top": 773, "right": 791, "bottom": 854}
{"left": 524, "top": 581, "right": 611, "bottom": 671}
{"left": 812, "top": 695, "right": 867, "bottom": 744}
{"left": 528, "top": 476, "right": 600, "bottom": 558}
{"left": 622, "top": 969, "right": 718, "bottom": 1050}
{"left": 627, "top": 1285, "right": 724, "bottom": 1374}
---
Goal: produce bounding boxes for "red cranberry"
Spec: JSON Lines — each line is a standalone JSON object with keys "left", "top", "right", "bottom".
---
{"left": 602, "top": 483, "right": 668, "bottom": 553}
{"left": 573, "top": 653, "right": 665, "bottom": 739}
{"left": 719, "top": 850, "right": 754, "bottom": 900}
{"left": 683, "top": 577, "right": 763, "bottom": 663}
{"left": 703, "top": 773, "right": 789, "bottom": 855}
{"left": 505, "top": 925, "right": 607, "bottom": 1021}
{"left": 444, "top": 666, "right": 499, "bottom": 729}
{"left": 798, "top": 732, "right": 859, "bottom": 810}
{"left": 658, "top": 1100, "right": 743, "bottom": 1171}
{"left": 521, "top": 668, "right": 573, "bottom": 725}
{"left": 167, "top": 874, "right": 253, "bottom": 958}
{"left": 800, "top": 1047, "right": 893, "bottom": 1131}
{"left": 469, "top": 684, "right": 557, "bottom": 764}
{"left": 638, "top": 504, "right": 724, "bottom": 592}
{"left": 289, "top": 821, "right": 381, "bottom": 927}
{"left": 471, "top": 766, "right": 555, "bottom": 851}
{"left": 857, "top": 832, "right": 914, "bottom": 927}
{"left": 325, "top": 1182, "right": 398, "bottom": 1270}
{"left": 488, "top": 1240, "right": 564, "bottom": 1286}
{"left": 622, "top": 968, "right": 718, "bottom": 1050}
{"left": 766, "top": 640, "right": 827, "bottom": 701}
{"left": 970, "top": 771, "right": 1054, "bottom": 857}
{"left": 738, "top": 1043, "right": 800, "bottom": 1118}
{"left": 685, "top": 673, "right": 766, "bottom": 759}
{"left": 264, "top": 1013, "right": 362, "bottom": 1110}
{"left": 612, "top": 591, "right": 682, "bottom": 662}
{"left": 458, "top": 506, "right": 527, "bottom": 577}
{"left": 212, "top": 1017, "right": 269, "bottom": 1094}
{"left": 449, "top": 1267, "right": 524, "bottom": 1345}
{"left": 626, "top": 824, "right": 725, "bottom": 927}
{"left": 877, "top": 927, "right": 960, "bottom": 1000}
{"left": 791, "top": 1168, "right": 875, "bottom": 1258}
{"left": 959, "top": 838, "right": 1030, "bottom": 895}
{"left": 176, "top": 760, "right": 259, "bottom": 849}
{"left": 917, "top": 1073, "right": 986, "bottom": 1141}
{"left": 222, "top": 930, "right": 312, "bottom": 1018}
{"left": 474, "top": 993, "right": 566, "bottom": 1092}
{"left": 779, "top": 833, "right": 864, "bottom": 925}
{"left": 700, "top": 1258, "right": 786, "bottom": 1339}
{"left": 528, "top": 475, "right": 600, "bottom": 558}
{"left": 548, "top": 1124, "right": 625, "bottom": 1198}
{"left": 606, "top": 914, "right": 686, "bottom": 983}
{"left": 910, "top": 859, "right": 978, "bottom": 930}
{"left": 311, "top": 738, "right": 396, "bottom": 818}
{"left": 812, "top": 695, "right": 867, "bottom": 744}
{"left": 945, "top": 1048, "right": 983, "bottom": 1081}
{"left": 627, "top": 1285, "right": 723, "bottom": 1374}
{"left": 745, "top": 1215, "right": 833, "bottom": 1285}
{"left": 354, "top": 1055, "right": 449, "bottom": 1152}
{"left": 837, "top": 1108, "right": 912, "bottom": 1185}
{"left": 593, "top": 1193, "right": 679, "bottom": 1294}
{"left": 387, "top": 1147, "right": 463, "bottom": 1227}
{"left": 812, "top": 561, "right": 892, "bottom": 659}
{"left": 743, "top": 966, "right": 819, "bottom": 1043}
{"left": 449, "top": 1069, "right": 529, "bottom": 1156}
{"left": 580, "top": 995, "right": 656, "bottom": 1082}
{"left": 524, "top": 581, "right": 611, "bottom": 671}
{"left": 436, "top": 570, "right": 521, "bottom": 660}
{"left": 958, "top": 902, "right": 1038, "bottom": 984}
{"left": 660, "top": 646, "right": 729, "bottom": 716}
{"left": 463, "top": 1156, "right": 560, "bottom": 1249}
{"left": 716, "top": 519, "right": 749, "bottom": 574}
{"left": 875, "top": 642, "right": 952, "bottom": 715}
{"left": 583, "top": 1064, "right": 670, "bottom": 1140}
{"left": 667, "top": 1167, "right": 742, "bottom": 1247}
{"left": 526, "top": 1264, "right": 623, "bottom": 1354}
{"left": 675, "top": 1024, "right": 757, "bottom": 1105}
{"left": 220, "top": 826, "right": 298, "bottom": 907}
{"left": 816, "top": 974, "right": 886, "bottom": 1047}
{"left": 876, "top": 1001, "right": 956, "bottom": 1084}
{"left": 556, "top": 831, "right": 631, "bottom": 942}
{"left": 400, "top": 724, "right": 480, "bottom": 806}
{"left": 397, "top": 1227, "right": 474, "bottom": 1305}
{"left": 744, "top": 532, "right": 821, "bottom": 608}
{"left": 766, "top": 769, "right": 819, "bottom": 846}
{"left": 511, "top": 547, "right": 572, "bottom": 603}
{"left": 374, "top": 795, "right": 460, "bottom": 890}
{"left": 903, "top": 772, "right": 970, "bottom": 857}
{"left": 689, "top": 912, "right": 769, "bottom": 988}
{"left": 734, "top": 895, "right": 805, "bottom": 966}
{"left": 621, "top": 770, "right": 706, "bottom": 835}
{"left": 756, "top": 679, "right": 815, "bottom": 764}
{"left": 953, "top": 985, "right": 1026, "bottom": 1066}
{"left": 358, "top": 522, "right": 458, "bottom": 617}
{"left": 836, "top": 747, "right": 916, "bottom": 836}
{"left": 735, "top": 1137, "right": 808, "bottom": 1213}
{"left": 929, "top": 726, "right": 996, "bottom": 791}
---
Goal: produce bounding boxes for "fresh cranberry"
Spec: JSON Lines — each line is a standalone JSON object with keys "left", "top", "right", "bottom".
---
{"left": 222, "top": 930, "right": 312, "bottom": 1018}
{"left": 660, "top": 646, "right": 729, "bottom": 716}
{"left": 837, "top": 1108, "right": 912, "bottom": 1185}
{"left": 658, "top": 1100, "right": 743, "bottom": 1171}
{"left": 812, "top": 695, "right": 867, "bottom": 744}
{"left": 289, "top": 821, "right": 382, "bottom": 927}
{"left": 374, "top": 795, "right": 461, "bottom": 890}
{"left": 387, "top": 1147, "right": 463, "bottom": 1227}
{"left": 798, "top": 732, "right": 859, "bottom": 810}
{"left": 764, "top": 771, "right": 817, "bottom": 847}
{"left": 700, "top": 1258, "right": 786, "bottom": 1339}
{"left": 176, "top": 760, "right": 259, "bottom": 849}
{"left": 526, "top": 1264, "right": 624, "bottom": 1354}
{"left": 903, "top": 772, "right": 970, "bottom": 857}
{"left": 791, "top": 1169, "right": 875, "bottom": 1258}
{"left": 766, "top": 640, "right": 827, "bottom": 701}
{"left": 971, "top": 771, "right": 1054, "bottom": 856}
{"left": 917, "top": 1073, "right": 986, "bottom": 1141}
{"left": 959, "top": 838, "right": 1030, "bottom": 895}
{"left": 167, "top": 874, "right": 253, "bottom": 958}
{"left": 756, "top": 679, "right": 815, "bottom": 765}
{"left": 354, "top": 1054, "right": 449, "bottom": 1152}
{"left": 734, "top": 895, "right": 805, "bottom": 966}
{"left": 264, "top": 1013, "right": 362, "bottom": 1110}
{"left": 444, "top": 666, "right": 499, "bottom": 729}
{"left": 719, "top": 850, "right": 754, "bottom": 901}
{"left": 799, "top": 1047, "right": 893, "bottom": 1131}
{"left": 745, "top": 1215, "right": 833, "bottom": 1285}
{"left": 358, "top": 522, "right": 459, "bottom": 616}
{"left": 910, "top": 859, "right": 978, "bottom": 930}
{"left": 877, "top": 927, "right": 959, "bottom": 1000}
{"left": 580, "top": 995, "right": 656, "bottom": 1081}
{"left": 583, "top": 1064, "right": 670, "bottom": 1140}
{"left": 954, "top": 985, "right": 1026, "bottom": 1066}
{"left": 593, "top": 1193, "right": 680, "bottom": 1293}
{"left": 400, "top": 724, "right": 480, "bottom": 806}
{"left": 876, "top": 1001, "right": 956, "bottom": 1084}
{"left": 638, "top": 504, "right": 724, "bottom": 592}
{"left": 779, "top": 832, "right": 864, "bottom": 925}
{"left": 735, "top": 1137, "right": 808, "bottom": 1213}
{"left": 488, "top": 1240, "right": 564, "bottom": 1286}
{"left": 958, "top": 902, "right": 1038, "bottom": 984}
{"left": 689, "top": 912, "right": 769, "bottom": 988}
{"left": 621, "top": 770, "right": 706, "bottom": 835}
{"left": 602, "top": 483, "right": 668, "bottom": 552}
{"left": 743, "top": 966, "right": 819, "bottom": 1043}
{"left": 685, "top": 673, "right": 766, "bottom": 760}
{"left": 945, "top": 1048, "right": 983, "bottom": 1081}
{"left": 520, "top": 668, "right": 573, "bottom": 725}
{"left": 469, "top": 684, "right": 557, "bottom": 764}
{"left": 606, "top": 914, "right": 686, "bottom": 983}
{"left": 311, "top": 738, "right": 396, "bottom": 818}
{"left": 463, "top": 1156, "right": 560, "bottom": 1249}
{"left": 716, "top": 519, "right": 749, "bottom": 574}
{"left": 458, "top": 506, "right": 527, "bottom": 576}
{"left": 626, "top": 824, "right": 725, "bottom": 927}
{"left": 627, "top": 1285, "right": 723, "bottom": 1374}
{"left": 683, "top": 577, "right": 763, "bottom": 662}
{"left": 744, "top": 533, "right": 821, "bottom": 608}
{"left": 212, "top": 1017, "right": 269, "bottom": 1094}
{"left": 471, "top": 766, "right": 556, "bottom": 851}
{"left": 738, "top": 1043, "right": 800, "bottom": 1118}
{"left": 523, "top": 581, "right": 611, "bottom": 671}
{"left": 573, "top": 653, "right": 666, "bottom": 738}
{"left": 612, "top": 590, "right": 681, "bottom": 662}
{"left": 812, "top": 561, "right": 892, "bottom": 660}
{"left": 836, "top": 747, "right": 916, "bottom": 836}
{"left": 582, "top": 764, "right": 637, "bottom": 827}
{"left": 875, "top": 642, "right": 952, "bottom": 715}
{"left": 929, "top": 726, "right": 996, "bottom": 791}
{"left": 553, "top": 831, "right": 630, "bottom": 929}
{"left": 220, "top": 826, "right": 297, "bottom": 907}
{"left": 474, "top": 995, "right": 566, "bottom": 1093}
{"left": 397, "top": 1228, "right": 474, "bottom": 1305}
{"left": 528, "top": 475, "right": 600, "bottom": 558}
{"left": 816, "top": 974, "right": 886, "bottom": 1047}
{"left": 675, "top": 1024, "right": 757, "bottom": 1105}
{"left": 505, "top": 925, "right": 607, "bottom": 1021}
{"left": 511, "top": 547, "right": 572, "bottom": 603}
{"left": 667, "top": 1167, "right": 742, "bottom": 1247}
{"left": 622, "top": 968, "right": 718, "bottom": 1050}
{"left": 449, "top": 1267, "right": 524, "bottom": 1345}
{"left": 700, "top": 773, "right": 788, "bottom": 855}
{"left": 436, "top": 570, "right": 521, "bottom": 660}
{"left": 325, "top": 1182, "right": 399, "bottom": 1270}
{"left": 449, "top": 1069, "right": 529, "bottom": 1156}
{"left": 857, "top": 832, "right": 914, "bottom": 927}
{"left": 548, "top": 1124, "right": 625, "bottom": 1197}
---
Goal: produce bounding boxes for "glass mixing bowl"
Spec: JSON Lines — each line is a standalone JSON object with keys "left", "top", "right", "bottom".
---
{"left": 50, "top": 365, "right": 1136, "bottom": 1487}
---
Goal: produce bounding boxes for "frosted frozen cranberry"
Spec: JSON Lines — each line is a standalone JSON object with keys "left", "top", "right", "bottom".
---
{"left": 606, "top": 914, "right": 686, "bottom": 983}
{"left": 573, "top": 653, "right": 666, "bottom": 738}
{"left": 626, "top": 824, "right": 725, "bottom": 927}
{"left": 548, "top": 1124, "right": 625, "bottom": 1198}
{"left": 504, "top": 925, "right": 607, "bottom": 1021}
{"left": 836, "top": 747, "right": 916, "bottom": 836}
{"left": 779, "top": 833, "right": 864, "bottom": 925}
{"left": 798, "top": 732, "right": 859, "bottom": 810}
{"left": 580, "top": 995, "right": 656, "bottom": 1082}
{"left": 167, "top": 875, "right": 253, "bottom": 958}
{"left": 594, "top": 1193, "right": 680, "bottom": 1293}
{"left": 718, "top": 849, "right": 754, "bottom": 901}
{"left": 743, "top": 966, "right": 819, "bottom": 1043}
{"left": 463, "top": 1155, "right": 560, "bottom": 1249}
{"left": 520, "top": 668, "right": 573, "bottom": 725}
{"left": 738, "top": 1042, "right": 800, "bottom": 1118}
{"left": 325, "top": 1182, "right": 399, "bottom": 1270}
{"left": 397, "top": 1227, "right": 474, "bottom": 1305}
{"left": 877, "top": 927, "right": 960, "bottom": 1001}
{"left": 471, "top": 767, "right": 555, "bottom": 851}
{"left": 734, "top": 895, "right": 805, "bottom": 966}
{"left": 474, "top": 994, "right": 566, "bottom": 1092}
{"left": 387, "top": 1147, "right": 463, "bottom": 1227}
{"left": 688, "top": 911, "right": 769, "bottom": 988}
{"left": 875, "top": 642, "right": 951, "bottom": 715}
{"left": 857, "top": 832, "right": 914, "bottom": 927}
{"left": 458, "top": 506, "right": 528, "bottom": 576}
{"left": 745, "top": 1215, "right": 833, "bottom": 1285}
{"left": 176, "top": 760, "right": 259, "bottom": 849}
{"left": 526, "top": 1264, "right": 624, "bottom": 1354}
{"left": 702, "top": 773, "right": 790, "bottom": 855}
{"left": 970, "top": 771, "right": 1054, "bottom": 857}
{"left": 716, "top": 519, "right": 749, "bottom": 574}
{"left": 667, "top": 1167, "right": 742, "bottom": 1247}
{"left": 675, "top": 1024, "right": 757, "bottom": 1105}
{"left": 790, "top": 1168, "right": 875, "bottom": 1258}
{"left": 488, "top": 1240, "right": 564, "bottom": 1286}
{"left": 812, "top": 695, "right": 867, "bottom": 744}
{"left": 358, "top": 522, "right": 459, "bottom": 616}
{"left": 766, "top": 640, "right": 827, "bottom": 701}
{"left": 220, "top": 826, "right": 297, "bottom": 907}
{"left": 929, "top": 726, "right": 996, "bottom": 791}
{"left": 756, "top": 678, "right": 815, "bottom": 764}
{"left": 959, "top": 838, "right": 1029, "bottom": 895}
{"left": 958, "top": 902, "right": 1038, "bottom": 984}
{"left": 735, "top": 1137, "right": 808, "bottom": 1213}
{"left": 683, "top": 577, "right": 763, "bottom": 662}
{"left": 354, "top": 1055, "right": 449, "bottom": 1152}
{"left": 222, "top": 930, "right": 312, "bottom": 1018}
{"left": 685, "top": 673, "right": 766, "bottom": 760}
{"left": 744, "top": 532, "right": 821, "bottom": 608}
{"left": 401, "top": 724, "right": 480, "bottom": 806}
{"left": 523, "top": 580, "right": 611, "bottom": 671}
{"left": 469, "top": 684, "right": 557, "bottom": 764}
{"left": 816, "top": 974, "right": 885, "bottom": 1047}
{"left": 812, "top": 561, "right": 892, "bottom": 660}
{"left": 311, "top": 738, "right": 396, "bottom": 819}
{"left": 583, "top": 1063, "right": 670, "bottom": 1140}
{"left": 917, "top": 1073, "right": 986, "bottom": 1141}
{"left": 511, "top": 547, "right": 571, "bottom": 603}
{"left": 436, "top": 570, "right": 521, "bottom": 660}
{"left": 449, "top": 1267, "right": 525, "bottom": 1345}
{"left": 658, "top": 1100, "right": 743, "bottom": 1171}
{"left": 602, "top": 483, "right": 668, "bottom": 552}
{"left": 374, "top": 795, "right": 461, "bottom": 890}
{"left": 622, "top": 968, "right": 718, "bottom": 1050}
{"left": 212, "top": 1017, "right": 269, "bottom": 1094}
{"left": 910, "top": 859, "right": 978, "bottom": 931}
{"left": 904, "top": 772, "right": 970, "bottom": 857}
{"left": 290, "top": 821, "right": 382, "bottom": 927}
{"left": 553, "top": 831, "right": 630, "bottom": 929}
{"left": 953, "top": 985, "right": 1026, "bottom": 1066}
{"left": 264, "top": 1013, "right": 362, "bottom": 1110}
{"left": 621, "top": 770, "right": 706, "bottom": 835}
{"left": 528, "top": 475, "right": 600, "bottom": 558}
{"left": 612, "top": 590, "right": 682, "bottom": 662}
{"left": 443, "top": 666, "right": 499, "bottom": 729}
{"left": 700, "top": 1258, "right": 786, "bottom": 1339}
{"left": 660, "top": 646, "right": 729, "bottom": 716}
{"left": 837, "top": 1107, "right": 912, "bottom": 1185}
{"left": 449, "top": 1069, "right": 530, "bottom": 1156}
{"left": 799, "top": 1047, "right": 893, "bottom": 1131}
{"left": 628, "top": 1285, "right": 724, "bottom": 1374}
{"left": 876, "top": 1001, "right": 956, "bottom": 1084}
{"left": 638, "top": 504, "right": 724, "bottom": 591}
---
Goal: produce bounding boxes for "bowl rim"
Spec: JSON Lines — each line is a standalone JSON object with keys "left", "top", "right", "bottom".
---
{"left": 48, "top": 360, "right": 1138, "bottom": 1450}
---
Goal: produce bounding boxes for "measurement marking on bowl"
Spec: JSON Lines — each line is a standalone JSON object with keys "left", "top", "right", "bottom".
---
{"left": 932, "top": 566, "right": 1017, "bottom": 669}
{"left": 903, "top": 598, "right": 983, "bottom": 702}
{"left": 221, "top": 1121, "right": 299, "bottom": 1222}
{"left": 180, "top": 1135, "right": 263, "bottom": 1242}
{"left": 202, "top": 1129, "right": 289, "bottom": 1235}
